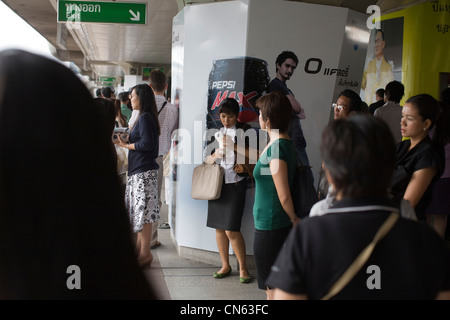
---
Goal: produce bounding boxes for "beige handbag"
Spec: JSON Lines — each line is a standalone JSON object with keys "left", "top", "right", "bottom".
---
{"left": 191, "top": 162, "right": 224, "bottom": 200}
{"left": 321, "top": 212, "right": 399, "bottom": 300}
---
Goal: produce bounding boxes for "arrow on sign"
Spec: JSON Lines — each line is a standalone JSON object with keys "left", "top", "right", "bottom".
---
{"left": 129, "top": 10, "right": 140, "bottom": 21}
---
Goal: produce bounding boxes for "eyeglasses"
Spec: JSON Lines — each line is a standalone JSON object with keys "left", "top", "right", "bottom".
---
{"left": 332, "top": 103, "right": 345, "bottom": 111}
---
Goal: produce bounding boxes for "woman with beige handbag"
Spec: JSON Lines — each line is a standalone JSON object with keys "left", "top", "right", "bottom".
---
{"left": 204, "top": 98, "right": 253, "bottom": 284}
{"left": 267, "top": 115, "right": 450, "bottom": 300}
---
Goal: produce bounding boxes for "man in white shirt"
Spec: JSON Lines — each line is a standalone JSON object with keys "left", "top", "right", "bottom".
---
{"left": 149, "top": 69, "right": 179, "bottom": 248}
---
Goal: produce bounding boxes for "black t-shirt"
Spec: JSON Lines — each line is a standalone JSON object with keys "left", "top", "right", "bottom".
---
{"left": 391, "top": 136, "right": 441, "bottom": 220}
{"left": 368, "top": 100, "right": 385, "bottom": 114}
{"left": 267, "top": 78, "right": 309, "bottom": 164}
{"left": 266, "top": 197, "right": 450, "bottom": 300}
{"left": 268, "top": 78, "right": 294, "bottom": 96}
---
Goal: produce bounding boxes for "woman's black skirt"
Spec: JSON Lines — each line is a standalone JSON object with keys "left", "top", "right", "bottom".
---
{"left": 207, "top": 178, "right": 247, "bottom": 232}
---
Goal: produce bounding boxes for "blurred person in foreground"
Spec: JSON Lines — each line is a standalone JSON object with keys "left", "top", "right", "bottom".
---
{"left": 267, "top": 114, "right": 450, "bottom": 300}
{"left": 0, "top": 49, "right": 156, "bottom": 299}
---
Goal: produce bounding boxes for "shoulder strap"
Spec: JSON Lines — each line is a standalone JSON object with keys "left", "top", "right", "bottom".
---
{"left": 321, "top": 212, "right": 399, "bottom": 300}
{"left": 158, "top": 101, "right": 168, "bottom": 115}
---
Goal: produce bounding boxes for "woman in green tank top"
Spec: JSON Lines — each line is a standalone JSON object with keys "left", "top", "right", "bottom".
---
{"left": 252, "top": 92, "right": 299, "bottom": 300}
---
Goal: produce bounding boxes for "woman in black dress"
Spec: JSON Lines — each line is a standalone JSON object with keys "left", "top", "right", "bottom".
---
{"left": 390, "top": 94, "right": 441, "bottom": 221}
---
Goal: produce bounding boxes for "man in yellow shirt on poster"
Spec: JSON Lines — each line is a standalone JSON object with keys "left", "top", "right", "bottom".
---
{"left": 361, "top": 29, "right": 394, "bottom": 105}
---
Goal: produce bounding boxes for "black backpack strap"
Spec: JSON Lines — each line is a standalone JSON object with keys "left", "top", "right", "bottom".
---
{"left": 158, "top": 101, "right": 168, "bottom": 115}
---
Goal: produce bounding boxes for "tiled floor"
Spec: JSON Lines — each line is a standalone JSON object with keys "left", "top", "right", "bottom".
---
{"left": 143, "top": 225, "right": 265, "bottom": 300}
{"left": 142, "top": 188, "right": 265, "bottom": 300}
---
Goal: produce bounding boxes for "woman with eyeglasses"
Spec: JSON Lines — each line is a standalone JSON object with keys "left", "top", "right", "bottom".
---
{"left": 318, "top": 90, "right": 365, "bottom": 201}
{"left": 332, "top": 89, "right": 365, "bottom": 120}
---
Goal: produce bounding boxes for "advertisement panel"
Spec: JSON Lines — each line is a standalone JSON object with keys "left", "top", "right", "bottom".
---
{"left": 174, "top": 1, "right": 250, "bottom": 253}
{"left": 364, "top": 0, "right": 450, "bottom": 101}
{"left": 245, "top": 0, "right": 363, "bottom": 183}
{"left": 168, "top": 8, "right": 185, "bottom": 236}
{"left": 172, "top": 0, "right": 369, "bottom": 255}
{"left": 360, "top": 17, "right": 404, "bottom": 105}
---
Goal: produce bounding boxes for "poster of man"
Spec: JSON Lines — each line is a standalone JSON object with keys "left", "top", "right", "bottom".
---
{"left": 360, "top": 18, "right": 404, "bottom": 105}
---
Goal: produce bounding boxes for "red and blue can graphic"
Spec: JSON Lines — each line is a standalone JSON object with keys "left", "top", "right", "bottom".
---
{"left": 207, "top": 57, "right": 270, "bottom": 129}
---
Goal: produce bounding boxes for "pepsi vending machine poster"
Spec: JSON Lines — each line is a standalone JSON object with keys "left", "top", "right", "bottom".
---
{"left": 206, "top": 57, "right": 270, "bottom": 130}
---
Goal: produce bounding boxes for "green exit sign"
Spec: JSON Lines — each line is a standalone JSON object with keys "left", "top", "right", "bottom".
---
{"left": 99, "top": 77, "right": 116, "bottom": 83}
{"left": 57, "top": 1, "right": 147, "bottom": 25}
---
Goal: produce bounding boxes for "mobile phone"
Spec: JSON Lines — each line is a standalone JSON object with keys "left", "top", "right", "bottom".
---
{"left": 112, "top": 127, "right": 129, "bottom": 142}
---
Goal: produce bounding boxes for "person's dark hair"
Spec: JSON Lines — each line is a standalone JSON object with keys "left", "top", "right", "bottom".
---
{"left": 360, "top": 101, "right": 369, "bottom": 113}
{"left": 101, "top": 86, "right": 114, "bottom": 98}
{"left": 118, "top": 91, "right": 132, "bottom": 111}
{"left": 375, "top": 88, "right": 385, "bottom": 99}
{"left": 385, "top": 81, "right": 405, "bottom": 103}
{"left": 376, "top": 29, "right": 385, "bottom": 41}
{"left": 114, "top": 99, "right": 128, "bottom": 128}
{"left": 118, "top": 91, "right": 129, "bottom": 103}
{"left": 93, "top": 97, "right": 119, "bottom": 165}
{"left": 0, "top": 50, "right": 155, "bottom": 299}
{"left": 218, "top": 97, "right": 240, "bottom": 116}
{"left": 96, "top": 88, "right": 102, "bottom": 97}
{"left": 131, "top": 84, "right": 160, "bottom": 135}
{"left": 275, "top": 51, "right": 298, "bottom": 73}
{"left": 405, "top": 94, "right": 440, "bottom": 130}
{"left": 256, "top": 91, "right": 292, "bottom": 133}
{"left": 339, "top": 89, "right": 363, "bottom": 113}
{"left": 149, "top": 69, "right": 167, "bottom": 93}
{"left": 321, "top": 114, "right": 396, "bottom": 198}
{"left": 94, "top": 97, "right": 116, "bottom": 134}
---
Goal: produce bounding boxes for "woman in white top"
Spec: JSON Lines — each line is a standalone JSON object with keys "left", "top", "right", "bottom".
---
{"left": 205, "top": 98, "right": 252, "bottom": 284}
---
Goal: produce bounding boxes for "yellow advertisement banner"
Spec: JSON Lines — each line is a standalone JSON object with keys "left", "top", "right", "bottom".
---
{"left": 381, "top": 0, "right": 450, "bottom": 100}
